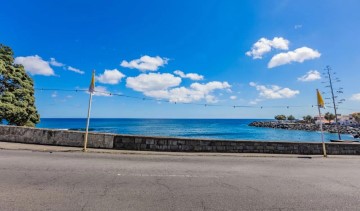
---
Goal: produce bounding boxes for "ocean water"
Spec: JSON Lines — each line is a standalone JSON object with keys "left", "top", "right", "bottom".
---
{"left": 36, "top": 118, "right": 356, "bottom": 142}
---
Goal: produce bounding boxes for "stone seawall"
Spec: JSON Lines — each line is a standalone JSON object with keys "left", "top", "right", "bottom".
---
{"left": 0, "top": 125, "right": 114, "bottom": 149}
{"left": 113, "top": 135, "right": 360, "bottom": 155}
{"left": 0, "top": 125, "right": 359, "bottom": 155}
{"left": 249, "top": 121, "right": 360, "bottom": 138}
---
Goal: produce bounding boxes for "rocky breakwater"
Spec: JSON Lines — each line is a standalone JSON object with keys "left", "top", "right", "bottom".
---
{"left": 249, "top": 121, "right": 360, "bottom": 138}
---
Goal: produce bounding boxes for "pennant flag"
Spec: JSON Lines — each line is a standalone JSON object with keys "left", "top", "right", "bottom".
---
{"left": 317, "top": 89, "right": 325, "bottom": 108}
{"left": 88, "top": 70, "right": 95, "bottom": 94}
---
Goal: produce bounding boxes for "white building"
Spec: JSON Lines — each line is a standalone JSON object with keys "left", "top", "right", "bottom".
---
{"left": 313, "top": 113, "right": 359, "bottom": 125}
{"left": 338, "top": 114, "right": 357, "bottom": 126}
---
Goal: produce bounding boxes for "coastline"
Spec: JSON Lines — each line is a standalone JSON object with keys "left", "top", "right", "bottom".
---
{"left": 35, "top": 118, "right": 356, "bottom": 142}
{"left": 249, "top": 121, "right": 360, "bottom": 138}
{"left": 1, "top": 125, "right": 360, "bottom": 155}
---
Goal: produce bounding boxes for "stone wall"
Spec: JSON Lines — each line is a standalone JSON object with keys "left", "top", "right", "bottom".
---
{"left": 0, "top": 125, "right": 114, "bottom": 149}
{"left": 113, "top": 135, "right": 360, "bottom": 155}
{"left": 0, "top": 125, "right": 359, "bottom": 155}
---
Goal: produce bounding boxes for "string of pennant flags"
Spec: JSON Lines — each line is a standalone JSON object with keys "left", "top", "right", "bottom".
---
{"left": 35, "top": 71, "right": 354, "bottom": 157}
{"left": 35, "top": 87, "right": 358, "bottom": 111}
{"left": 35, "top": 85, "right": 338, "bottom": 157}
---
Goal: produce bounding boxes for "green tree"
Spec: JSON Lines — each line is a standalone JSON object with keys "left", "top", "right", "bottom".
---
{"left": 0, "top": 44, "right": 40, "bottom": 126}
{"left": 302, "top": 115, "right": 313, "bottom": 123}
{"left": 352, "top": 112, "right": 360, "bottom": 124}
{"left": 324, "top": 112, "right": 335, "bottom": 123}
{"left": 274, "top": 115, "right": 286, "bottom": 121}
{"left": 287, "top": 115, "right": 295, "bottom": 121}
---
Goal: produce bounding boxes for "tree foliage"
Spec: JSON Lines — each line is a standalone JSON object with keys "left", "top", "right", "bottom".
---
{"left": 287, "top": 115, "right": 295, "bottom": 121}
{"left": 352, "top": 112, "right": 360, "bottom": 124}
{"left": 324, "top": 112, "right": 335, "bottom": 123}
{"left": 0, "top": 44, "right": 40, "bottom": 126}
{"left": 274, "top": 115, "right": 286, "bottom": 121}
{"left": 302, "top": 115, "right": 313, "bottom": 123}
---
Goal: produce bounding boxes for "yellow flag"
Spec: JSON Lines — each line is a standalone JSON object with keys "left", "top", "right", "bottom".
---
{"left": 88, "top": 70, "right": 95, "bottom": 93}
{"left": 317, "top": 89, "right": 325, "bottom": 108}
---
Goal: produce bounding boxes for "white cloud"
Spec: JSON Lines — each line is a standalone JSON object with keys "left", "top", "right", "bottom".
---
{"left": 126, "top": 72, "right": 230, "bottom": 103}
{"left": 92, "top": 86, "right": 112, "bottom": 97}
{"left": 246, "top": 37, "right": 289, "bottom": 59}
{"left": 268, "top": 47, "right": 321, "bottom": 68}
{"left": 350, "top": 93, "right": 360, "bottom": 101}
{"left": 250, "top": 82, "right": 300, "bottom": 99}
{"left": 190, "top": 82, "right": 231, "bottom": 94}
{"left": 14, "top": 55, "right": 55, "bottom": 76}
{"left": 298, "top": 70, "right": 321, "bottom": 82}
{"left": 67, "top": 66, "right": 85, "bottom": 74}
{"left": 49, "top": 57, "right": 87, "bottom": 76}
{"left": 49, "top": 58, "right": 86, "bottom": 76}
{"left": 144, "top": 81, "right": 231, "bottom": 103}
{"left": 49, "top": 58, "right": 64, "bottom": 67}
{"left": 230, "top": 95, "right": 237, "bottom": 100}
{"left": 121, "top": 55, "right": 168, "bottom": 71}
{"left": 249, "top": 98, "right": 262, "bottom": 105}
{"left": 96, "top": 69, "right": 125, "bottom": 85}
{"left": 126, "top": 73, "right": 181, "bottom": 92}
{"left": 249, "top": 82, "right": 256, "bottom": 87}
{"left": 173, "top": 70, "right": 204, "bottom": 80}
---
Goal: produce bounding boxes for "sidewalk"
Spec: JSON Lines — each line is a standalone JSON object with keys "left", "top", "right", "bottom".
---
{"left": 2, "top": 141, "right": 359, "bottom": 159}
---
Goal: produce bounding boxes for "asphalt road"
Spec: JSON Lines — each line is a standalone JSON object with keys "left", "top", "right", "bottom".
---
{"left": 0, "top": 149, "right": 359, "bottom": 211}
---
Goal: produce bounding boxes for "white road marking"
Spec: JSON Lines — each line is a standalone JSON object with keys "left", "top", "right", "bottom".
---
{"left": 117, "top": 173, "right": 221, "bottom": 178}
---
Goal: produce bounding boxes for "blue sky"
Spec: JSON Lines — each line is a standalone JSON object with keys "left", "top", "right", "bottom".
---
{"left": 1, "top": 0, "right": 359, "bottom": 118}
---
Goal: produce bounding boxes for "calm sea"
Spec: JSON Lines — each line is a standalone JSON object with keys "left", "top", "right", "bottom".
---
{"left": 36, "top": 118, "right": 356, "bottom": 142}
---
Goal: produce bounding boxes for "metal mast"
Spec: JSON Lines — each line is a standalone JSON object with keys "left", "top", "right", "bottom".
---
{"left": 323, "top": 66, "right": 344, "bottom": 140}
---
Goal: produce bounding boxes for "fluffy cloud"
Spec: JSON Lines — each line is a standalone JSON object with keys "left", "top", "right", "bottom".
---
{"left": 246, "top": 37, "right": 289, "bottom": 59}
{"left": 96, "top": 69, "right": 125, "bottom": 84}
{"left": 250, "top": 82, "right": 300, "bottom": 99}
{"left": 298, "top": 70, "right": 321, "bottom": 82}
{"left": 49, "top": 58, "right": 85, "bottom": 75}
{"left": 126, "top": 73, "right": 181, "bottom": 92}
{"left": 350, "top": 93, "right": 360, "bottom": 101}
{"left": 268, "top": 47, "right": 321, "bottom": 68}
{"left": 49, "top": 57, "right": 86, "bottom": 75}
{"left": 49, "top": 58, "right": 64, "bottom": 67}
{"left": 173, "top": 70, "right": 204, "bottom": 80}
{"left": 92, "top": 86, "right": 111, "bottom": 97}
{"left": 144, "top": 81, "right": 231, "bottom": 103}
{"left": 14, "top": 55, "right": 55, "bottom": 76}
{"left": 67, "top": 66, "right": 84, "bottom": 74}
{"left": 249, "top": 98, "right": 262, "bottom": 105}
{"left": 121, "top": 55, "right": 168, "bottom": 71}
{"left": 126, "top": 72, "right": 230, "bottom": 103}
{"left": 190, "top": 82, "right": 231, "bottom": 94}
{"left": 230, "top": 95, "right": 237, "bottom": 100}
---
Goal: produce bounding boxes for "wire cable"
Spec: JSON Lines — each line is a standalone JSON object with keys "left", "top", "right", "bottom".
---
{"left": 35, "top": 88, "right": 358, "bottom": 111}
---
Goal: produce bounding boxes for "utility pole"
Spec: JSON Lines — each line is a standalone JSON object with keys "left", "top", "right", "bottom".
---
{"left": 83, "top": 70, "right": 95, "bottom": 152}
{"left": 322, "top": 66, "right": 344, "bottom": 140}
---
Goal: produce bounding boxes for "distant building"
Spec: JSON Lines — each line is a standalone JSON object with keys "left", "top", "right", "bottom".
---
{"left": 338, "top": 114, "right": 357, "bottom": 126}
{"left": 314, "top": 115, "right": 327, "bottom": 125}
{"left": 314, "top": 113, "right": 359, "bottom": 125}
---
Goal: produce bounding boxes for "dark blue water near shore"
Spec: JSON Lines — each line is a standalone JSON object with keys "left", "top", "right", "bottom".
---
{"left": 37, "top": 118, "right": 355, "bottom": 142}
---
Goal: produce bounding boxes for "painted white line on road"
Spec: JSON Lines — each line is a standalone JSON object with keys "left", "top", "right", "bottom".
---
{"left": 117, "top": 173, "right": 221, "bottom": 178}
